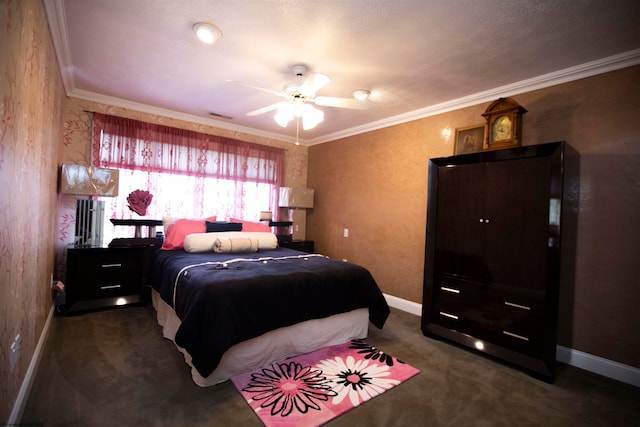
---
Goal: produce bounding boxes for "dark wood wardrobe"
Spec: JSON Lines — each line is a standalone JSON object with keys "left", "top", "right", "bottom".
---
{"left": 422, "top": 141, "right": 576, "bottom": 381}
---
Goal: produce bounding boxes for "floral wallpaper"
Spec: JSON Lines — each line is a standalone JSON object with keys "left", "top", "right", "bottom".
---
{"left": 1, "top": 1, "right": 307, "bottom": 421}
{"left": 57, "top": 97, "right": 309, "bottom": 277}
{"left": 0, "top": 0, "right": 64, "bottom": 422}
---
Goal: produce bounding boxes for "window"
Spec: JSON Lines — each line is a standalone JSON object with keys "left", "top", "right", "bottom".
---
{"left": 91, "top": 113, "right": 285, "bottom": 241}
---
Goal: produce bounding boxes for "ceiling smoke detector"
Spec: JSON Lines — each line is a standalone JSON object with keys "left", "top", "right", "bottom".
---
{"left": 352, "top": 89, "right": 371, "bottom": 101}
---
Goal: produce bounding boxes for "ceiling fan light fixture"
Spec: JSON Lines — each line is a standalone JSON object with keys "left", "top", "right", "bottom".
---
{"left": 352, "top": 89, "right": 371, "bottom": 101}
{"left": 274, "top": 113, "right": 291, "bottom": 128}
{"left": 301, "top": 104, "right": 324, "bottom": 130}
{"left": 193, "top": 22, "right": 222, "bottom": 44}
{"left": 275, "top": 103, "right": 294, "bottom": 127}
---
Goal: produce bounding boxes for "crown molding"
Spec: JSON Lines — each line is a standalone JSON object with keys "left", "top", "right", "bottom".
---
{"left": 68, "top": 89, "right": 298, "bottom": 144}
{"left": 44, "top": 0, "right": 75, "bottom": 94}
{"left": 307, "top": 49, "right": 640, "bottom": 145}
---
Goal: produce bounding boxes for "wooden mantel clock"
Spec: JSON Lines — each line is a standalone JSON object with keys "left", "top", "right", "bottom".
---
{"left": 481, "top": 97, "right": 527, "bottom": 151}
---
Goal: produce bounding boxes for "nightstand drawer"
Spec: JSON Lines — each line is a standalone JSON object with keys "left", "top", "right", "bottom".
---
{"left": 64, "top": 245, "right": 149, "bottom": 313}
{"left": 75, "top": 253, "right": 142, "bottom": 297}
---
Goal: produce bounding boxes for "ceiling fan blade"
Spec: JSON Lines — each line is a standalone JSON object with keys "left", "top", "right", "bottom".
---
{"left": 226, "top": 80, "right": 288, "bottom": 99}
{"left": 313, "top": 96, "right": 371, "bottom": 110}
{"left": 299, "top": 73, "right": 330, "bottom": 96}
{"left": 246, "top": 102, "right": 283, "bottom": 116}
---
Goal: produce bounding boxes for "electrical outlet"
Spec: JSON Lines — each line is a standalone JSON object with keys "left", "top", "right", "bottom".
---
{"left": 343, "top": 228, "right": 349, "bottom": 238}
{"left": 9, "top": 334, "right": 20, "bottom": 371}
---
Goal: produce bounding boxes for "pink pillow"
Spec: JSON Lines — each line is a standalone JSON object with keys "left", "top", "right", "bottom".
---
{"left": 161, "top": 215, "right": 217, "bottom": 250}
{"left": 230, "top": 217, "right": 271, "bottom": 233}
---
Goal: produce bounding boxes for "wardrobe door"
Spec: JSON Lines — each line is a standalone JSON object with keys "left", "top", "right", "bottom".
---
{"left": 483, "top": 156, "right": 551, "bottom": 291}
{"left": 433, "top": 161, "right": 489, "bottom": 282}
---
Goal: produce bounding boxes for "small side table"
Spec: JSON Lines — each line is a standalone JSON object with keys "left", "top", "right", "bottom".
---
{"left": 61, "top": 242, "right": 158, "bottom": 314}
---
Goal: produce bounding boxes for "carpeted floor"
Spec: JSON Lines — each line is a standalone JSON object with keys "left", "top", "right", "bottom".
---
{"left": 21, "top": 304, "right": 640, "bottom": 426}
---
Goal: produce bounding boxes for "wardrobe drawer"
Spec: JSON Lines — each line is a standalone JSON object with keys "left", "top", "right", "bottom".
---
{"left": 489, "top": 289, "right": 546, "bottom": 357}
{"left": 431, "top": 279, "right": 546, "bottom": 355}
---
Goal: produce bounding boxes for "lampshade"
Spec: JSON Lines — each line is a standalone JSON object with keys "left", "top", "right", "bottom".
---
{"left": 259, "top": 211, "right": 273, "bottom": 221}
{"left": 279, "top": 187, "right": 314, "bottom": 208}
{"left": 60, "top": 164, "right": 119, "bottom": 196}
{"left": 60, "top": 164, "right": 119, "bottom": 246}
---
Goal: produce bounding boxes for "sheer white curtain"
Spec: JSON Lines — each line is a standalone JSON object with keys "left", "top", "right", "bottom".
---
{"left": 91, "top": 113, "right": 285, "bottom": 240}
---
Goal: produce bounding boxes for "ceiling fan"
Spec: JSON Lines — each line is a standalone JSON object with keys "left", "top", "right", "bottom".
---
{"left": 235, "top": 65, "right": 371, "bottom": 131}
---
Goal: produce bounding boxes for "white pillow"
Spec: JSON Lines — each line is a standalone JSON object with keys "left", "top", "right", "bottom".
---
{"left": 183, "top": 231, "right": 278, "bottom": 253}
{"left": 162, "top": 216, "right": 175, "bottom": 234}
{"left": 213, "top": 237, "right": 259, "bottom": 253}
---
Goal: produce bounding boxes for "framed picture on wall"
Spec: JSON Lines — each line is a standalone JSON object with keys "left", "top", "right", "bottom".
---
{"left": 454, "top": 124, "right": 486, "bottom": 155}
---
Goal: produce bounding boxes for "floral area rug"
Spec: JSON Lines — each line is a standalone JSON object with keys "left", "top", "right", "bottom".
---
{"left": 231, "top": 339, "right": 420, "bottom": 427}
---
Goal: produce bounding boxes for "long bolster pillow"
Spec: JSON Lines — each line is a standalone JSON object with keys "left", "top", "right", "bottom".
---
{"left": 213, "top": 237, "right": 259, "bottom": 253}
{"left": 183, "top": 231, "right": 278, "bottom": 253}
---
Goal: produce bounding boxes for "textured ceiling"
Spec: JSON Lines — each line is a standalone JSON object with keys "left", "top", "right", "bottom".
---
{"left": 45, "top": 0, "right": 640, "bottom": 145}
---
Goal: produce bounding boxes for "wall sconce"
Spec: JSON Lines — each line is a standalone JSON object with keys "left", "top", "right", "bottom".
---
{"left": 60, "top": 164, "right": 119, "bottom": 246}
{"left": 279, "top": 187, "right": 314, "bottom": 241}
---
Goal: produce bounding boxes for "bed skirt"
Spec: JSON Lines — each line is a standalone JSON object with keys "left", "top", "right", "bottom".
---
{"left": 151, "top": 289, "right": 369, "bottom": 386}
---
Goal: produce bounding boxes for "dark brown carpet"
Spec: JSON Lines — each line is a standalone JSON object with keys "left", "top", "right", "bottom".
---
{"left": 22, "top": 304, "right": 640, "bottom": 426}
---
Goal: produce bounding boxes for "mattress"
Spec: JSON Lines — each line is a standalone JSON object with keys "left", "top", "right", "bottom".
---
{"left": 152, "top": 289, "right": 369, "bottom": 386}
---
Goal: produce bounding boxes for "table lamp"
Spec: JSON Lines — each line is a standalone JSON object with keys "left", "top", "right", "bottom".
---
{"left": 59, "top": 164, "right": 119, "bottom": 246}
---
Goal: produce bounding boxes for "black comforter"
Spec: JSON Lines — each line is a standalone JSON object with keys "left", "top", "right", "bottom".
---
{"left": 150, "top": 248, "right": 390, "bottom": 377}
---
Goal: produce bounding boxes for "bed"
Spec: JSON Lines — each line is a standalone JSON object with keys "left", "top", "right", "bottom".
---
{"left": 148, "top": 226, "right": 390, "bottom": 386}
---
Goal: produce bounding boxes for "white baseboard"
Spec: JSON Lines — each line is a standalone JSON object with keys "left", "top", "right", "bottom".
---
{"left": 556, "top": 345, "right": 640, "bottom": 387}
{"left": 383, "top": 293, "right": 640, "bottom": 388}
{"left": 383, "top": 293, "right": 422, "bottom": 316}
{"left": 8, "top": 305, "right": 55, "bottom": 424}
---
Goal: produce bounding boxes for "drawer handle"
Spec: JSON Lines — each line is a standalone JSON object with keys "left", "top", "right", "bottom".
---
{"left": 440, "top": 286, "right": 460, "bottom": 294}
{"left": 504, "top": 301, "right": 531, "bottom": 310}
{"left": 503, "top": 330, "right": 529, "bottom": 341}
{"left": 101, "top": 263, "right": 123, "bottom": 268}
{"left": 439, "top": 311, "right": 459, "bottom": 320}
{"left": 100, "top": 284, "right": 122, "bottom": 290}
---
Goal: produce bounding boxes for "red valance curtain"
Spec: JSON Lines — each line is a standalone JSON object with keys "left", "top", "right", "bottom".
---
{"left": 91, "top": 113, "right": 285, "bottom": 183}
{"left": 90, "top": 113, "right": 285, "bottom": 231}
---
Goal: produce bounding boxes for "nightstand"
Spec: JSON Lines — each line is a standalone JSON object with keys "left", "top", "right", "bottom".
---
{"left": 62, "top": 245, "right": 153, "bottom": 314}
{"left": 279, "top": 240, "right": 315, "bottom": 253}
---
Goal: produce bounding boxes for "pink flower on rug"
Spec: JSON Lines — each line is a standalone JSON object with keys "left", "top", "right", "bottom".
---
{"left": 241, "top": 360, "right": 337, "bottom": 417}
{"left": 127, "top": 189, "right": 153, "bottom": 216}
{"left": 315, "top": 355, "right": 400, "bottom": 407}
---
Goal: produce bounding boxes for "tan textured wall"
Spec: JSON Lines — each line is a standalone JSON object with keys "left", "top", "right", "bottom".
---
{"left": 308, "top": 66, "right": 640, "bottom": 368}
{"left": 0, "top": 0, "right": 64, "bottom": 421}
